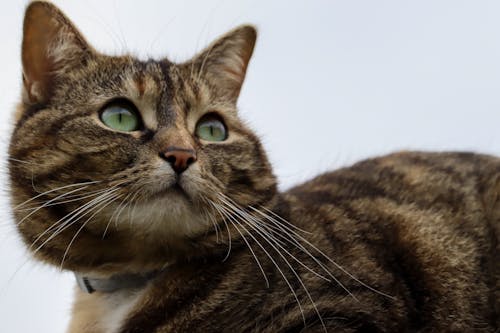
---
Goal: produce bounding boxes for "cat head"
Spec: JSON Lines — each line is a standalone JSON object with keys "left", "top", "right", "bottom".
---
{"left": 9, "top": 1, "right": 277, "bottom": 274}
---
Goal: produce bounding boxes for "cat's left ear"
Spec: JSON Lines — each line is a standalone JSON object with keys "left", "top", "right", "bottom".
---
{"left": 188, "top": 25, "right": 257, "bottom": 103}
{"left": 22, "top": 1, "right": 94, "bottom": 104}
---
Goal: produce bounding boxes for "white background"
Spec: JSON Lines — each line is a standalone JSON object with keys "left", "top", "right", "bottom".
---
{"left": 1, "top": 1, "right": 500, "bottom": 332}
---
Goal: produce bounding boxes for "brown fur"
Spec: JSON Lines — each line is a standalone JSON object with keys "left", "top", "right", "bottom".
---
{"left": 9, "top": 2, "right": 499, "bottom": 332}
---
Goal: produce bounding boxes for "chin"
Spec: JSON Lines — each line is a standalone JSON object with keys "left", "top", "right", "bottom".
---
{"left": 103, "top": 189, "right": 212, "bottom": 240}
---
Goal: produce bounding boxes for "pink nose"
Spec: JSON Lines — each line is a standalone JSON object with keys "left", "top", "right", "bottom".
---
{"left": 161, "top": 147, "right": 197, "bottom": 174}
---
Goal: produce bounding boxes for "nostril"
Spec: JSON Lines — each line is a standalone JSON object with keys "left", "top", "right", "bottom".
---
{"left": 165, "top": 155, "right": 176, "bottom": 165}
{"left": 161, "top": 147, "right": 197, "bottom": 174}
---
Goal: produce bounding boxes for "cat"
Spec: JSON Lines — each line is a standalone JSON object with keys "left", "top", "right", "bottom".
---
{"left": 8, "top": 1, "right": 498, "bottom": 332}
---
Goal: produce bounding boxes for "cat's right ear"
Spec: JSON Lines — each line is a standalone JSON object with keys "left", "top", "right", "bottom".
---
{"left": 22, "top": 1, "right": 93, "bottom": 104}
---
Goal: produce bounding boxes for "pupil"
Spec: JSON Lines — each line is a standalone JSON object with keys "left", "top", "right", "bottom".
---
{"left": 118, "top": 112, "right": 122, "bottom": 123}
{"left": 210, "top": 125, "right": 214, "bottom": 136}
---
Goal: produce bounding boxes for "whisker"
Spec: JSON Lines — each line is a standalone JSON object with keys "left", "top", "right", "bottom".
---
{"left": 213, "top": 198, "right": 309, "bottom": 327}
{"left": 216, "top": 195, "right": 326, "bottom": 331}
{"left": 103, "top": 191, "right": 134, "bottom": 238}
{"left": 7, "top": 157, "right": 33, "bottom": 165}
{"left": 209, "top": 200, "right": 233, "bottom": 262}
{"left": 30, "top": 187, "right": 122, "bottom": 254}
{"left": 247, "top": 206, "right": 356, "bottom": 298}
{"left": 250, "top": 205, "right": 395, "bottom": 300}
{"left": 59, "top": 192, "right": 122, "bottom": 269}
{"left": 210, "top": 201, "right": 269, "bottom": 288}
{"left": 260, "top": 205, "right": 312, "bottom": 235}
{"left": 200, "top": 196, "right": 220, "bottom": 243}
{"left": 17, "top": 186, "right": 117, "bottom": 212}
{"left": 47, "top": 188, "right": 122, "bottom": 242}
{"left": 219, "top": 206, "right": 232, "bottom": 262}
{"left": 239, "top": 210, "right": 332, "bottom": 283}
{"left": 16, "top": 185, "right": 94, "bottom": 226}
{"left": 126, "top": 189, "right": 143, "bottom": 227}
{"left": 220, "top": 196, "right": 338, "bottom": 283}
{"left": 13, "top": 180, "right": 100, "bottom": 210}
{"left": 219, "top": 191, "right": 380, "bottom": 299}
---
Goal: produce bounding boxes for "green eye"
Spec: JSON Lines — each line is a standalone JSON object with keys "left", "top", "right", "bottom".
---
{"left": 196, "top": 115, "right": 227, "bottom": 142}
{"left": 100, "top": 102, "right": 141, "bottom": 132}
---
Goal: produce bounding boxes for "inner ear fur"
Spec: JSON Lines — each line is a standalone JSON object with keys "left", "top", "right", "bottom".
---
{"left": 22, "top": 1, "right": 93, "bottom": 104}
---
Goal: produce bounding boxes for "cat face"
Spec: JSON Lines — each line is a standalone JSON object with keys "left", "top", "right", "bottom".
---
{"left": 9, "top": 2, "right": 276, "bottom": 273}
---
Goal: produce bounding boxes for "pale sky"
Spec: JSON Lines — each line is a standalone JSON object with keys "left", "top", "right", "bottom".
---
{"left": 1, "top": 1, "right": 500, "bottom": 332}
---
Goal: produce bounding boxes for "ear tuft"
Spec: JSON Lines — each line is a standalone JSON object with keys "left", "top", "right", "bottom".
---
{"left": 22, "top": 1, "right": 92, "bottom": 104}
{"left": 189, "top": 25, "right": 257, "bottom": 102}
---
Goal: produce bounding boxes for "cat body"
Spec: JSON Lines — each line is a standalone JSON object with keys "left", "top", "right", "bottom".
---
{"left": 66, "top": 152, "right": 499, "bottom": 333}
{"left": 62, "top": 151, "right": 500, "bottom": 333}
{"left": 8, "top": 2, "right": 498, "bottom": 332}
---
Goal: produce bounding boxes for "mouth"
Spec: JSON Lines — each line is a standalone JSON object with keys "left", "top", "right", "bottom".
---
{"left": 152, "top": 181, "right": 191, "bottom": 202}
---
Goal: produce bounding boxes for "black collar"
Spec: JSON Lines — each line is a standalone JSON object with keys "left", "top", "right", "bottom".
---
{"left": 75, "top": 270, "right": 163, "bottom": 294}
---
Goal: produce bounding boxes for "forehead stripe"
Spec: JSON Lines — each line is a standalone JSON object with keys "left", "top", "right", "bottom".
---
{"left": 156, "top": 60, "right": 175, "bottom": 125}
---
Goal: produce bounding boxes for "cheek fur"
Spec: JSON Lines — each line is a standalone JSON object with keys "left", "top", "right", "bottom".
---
{"left": 198, "top": 137, "right": 277, "bottom": 205}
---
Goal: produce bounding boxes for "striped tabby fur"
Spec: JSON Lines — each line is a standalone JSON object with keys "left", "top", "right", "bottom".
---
{"left": 8, "top": 2, "right": 498, "bottom": 332}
